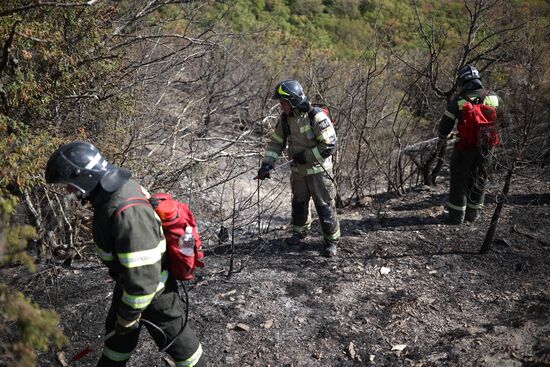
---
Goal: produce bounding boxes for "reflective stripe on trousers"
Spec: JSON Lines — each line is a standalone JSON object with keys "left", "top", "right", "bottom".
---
{"left": 449, "top": 146, "right": 493, "bottom": 212}
{"left": 290, "top": 170, "right": 340, "bottom": 242}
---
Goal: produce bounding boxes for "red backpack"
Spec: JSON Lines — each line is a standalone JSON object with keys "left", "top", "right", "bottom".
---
{"left": 456, "top": 93, "right": 499, "bottom": 150}
{"left": 115, "top": 193, "right": 204, "bottom": 281}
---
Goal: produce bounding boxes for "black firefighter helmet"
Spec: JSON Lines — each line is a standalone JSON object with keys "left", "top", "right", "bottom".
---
{"left": 457, "top": 64, "right": 481, "bottom": 87}
{"left": 45, "top": 141, "right": 131, "bottom": 198}
{"left": 272, "top": 79, "right": 309, "bottom": 108}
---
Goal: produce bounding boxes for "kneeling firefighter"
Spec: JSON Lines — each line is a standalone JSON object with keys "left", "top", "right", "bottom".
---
{"left": 45, "top": 142, "right": 204, "bottom": 367}
{"left": 257, "top": 80, "right": 341, "bottom": 257}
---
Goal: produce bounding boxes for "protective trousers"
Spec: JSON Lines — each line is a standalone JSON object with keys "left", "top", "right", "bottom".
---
{"left": 448, "top": 147, "right": 494, "bottom": 223}
{"left": 290, "top": 169, "right": 340, "bottom": 244}
{"left": 97, "top": 278, "right": 204, "bottom": 367}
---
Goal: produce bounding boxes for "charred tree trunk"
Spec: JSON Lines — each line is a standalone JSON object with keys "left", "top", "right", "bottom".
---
{"left": 480, "top": 158, "right": 517, "bottom": 253}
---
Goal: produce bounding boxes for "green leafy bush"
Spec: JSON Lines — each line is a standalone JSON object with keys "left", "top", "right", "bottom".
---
{"left": 0, "top": 196, "right": 66, "bottom": 367}
{"left": 0, "top": 115, "right": 63, "bottom": 197}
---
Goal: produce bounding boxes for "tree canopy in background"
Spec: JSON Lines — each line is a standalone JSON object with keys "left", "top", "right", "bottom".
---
{"left": 204, "top": 0, "right": 546, "bottom": 58}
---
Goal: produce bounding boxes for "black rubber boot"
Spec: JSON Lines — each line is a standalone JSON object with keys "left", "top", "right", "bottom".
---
{"left": 323, "top": 242, "right": 338, "bottom": 257}
{"left": 445, "top": 207, "right": 465, "bottom": 225}
{"left": 465, "top": 209, "right": 480, "bottom": 223}
{"left": 285, "top": 233, "right": 307, "bottom": 246}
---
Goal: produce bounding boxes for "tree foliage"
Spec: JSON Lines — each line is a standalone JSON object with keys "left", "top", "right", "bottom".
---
{"left": 0, "top": 115, "right": 63, "bottom": 197}
{"left": 0, "top": 196, "right": 66, "bottom": 367}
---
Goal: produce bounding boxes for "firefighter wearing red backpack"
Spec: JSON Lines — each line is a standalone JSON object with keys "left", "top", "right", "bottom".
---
{"left": 257, "top": 80, "right": 340, "bottom": 257}
{"left": 436, "top": 65, "right": 502, "bottom": 224}
{"left": 45, "top": 142, "right": 205, "bottom": 367}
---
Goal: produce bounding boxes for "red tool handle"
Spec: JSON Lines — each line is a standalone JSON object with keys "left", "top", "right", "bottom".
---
{"left": 71, "top": 346, "right": 93, "bottom": 361}
{"left": 71, "top": 330, "right": 116, "bottom": 362}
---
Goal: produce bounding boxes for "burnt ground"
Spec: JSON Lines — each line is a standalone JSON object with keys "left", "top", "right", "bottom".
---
{"left": 3, "top": 166, "right": 550, "bottom": 367}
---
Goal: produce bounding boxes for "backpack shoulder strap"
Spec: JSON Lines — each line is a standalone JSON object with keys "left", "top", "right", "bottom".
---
{"left": 307, "top": 106, "right": 324, "bottom": 128}
{"left": 281, "top": 107, "right": 328, "bottom": 141}
{"left": 461, "top": 90, "right": 488, "bottom": 105}
{"left": 459, "top": 92, "right": 476, "bottom": 104}
{"left": 476, "top": 89, "right": 490, "bottom": 104}
{"left": 281, "top": 113, "right": 290, "bottom": 147}
{"left": 114, "top": 197, "right": 151, "bottom": 218}
{"left": 308, "top": 106, "right": 323, "bottom": 120}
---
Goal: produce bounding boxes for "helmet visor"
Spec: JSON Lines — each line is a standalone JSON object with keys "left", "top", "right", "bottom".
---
{"left": 272, "top": 84, "right": 290, "bottom": 100}
{"left": 45, "top": 150, "right": 73, "bottom": 184}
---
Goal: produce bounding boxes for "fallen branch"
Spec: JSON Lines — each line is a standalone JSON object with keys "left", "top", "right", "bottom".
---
{"left": 512, "top": 225, "right": 549, "bottom": 246}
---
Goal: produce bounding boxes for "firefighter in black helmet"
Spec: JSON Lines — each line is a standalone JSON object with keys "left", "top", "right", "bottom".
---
{"left": 436, "top": 65, "right": 502, "bottom": 224}
{"left": 273, "top": 79, "right": 308, "bottom": 108}
{"left": 45, "top": 142, "right": 205, "bottom": 367}
{"left": 257, "top": 80, "right": 340, "bottom": 257}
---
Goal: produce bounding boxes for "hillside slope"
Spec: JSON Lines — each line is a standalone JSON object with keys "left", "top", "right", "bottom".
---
{"left": 3, "top": 167, "right": 549, "bottom": 367}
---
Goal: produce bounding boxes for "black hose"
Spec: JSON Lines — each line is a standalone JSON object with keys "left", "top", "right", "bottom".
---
{"left": 139, "top": 318, "right": 167, "bottom": 349}
{"left": 158, "top": 280, "right": 189, "bottom": 353}
{"left": 141, "top": 281, "right": 190, "bottom": 353}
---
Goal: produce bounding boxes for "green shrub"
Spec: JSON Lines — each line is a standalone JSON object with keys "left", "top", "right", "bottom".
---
{"left": 0, "top": 196, "right": 66, "bottom": 367}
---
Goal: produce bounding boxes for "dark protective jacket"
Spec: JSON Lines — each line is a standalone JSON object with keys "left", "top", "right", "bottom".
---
{"left": 438, "top": 87, "right": 500, "bottom": 140}
{"left": 92, "top": 179, "right": 167, "bottom": 323}
{"left": 262, "top": 108, "right": 337, "bottom": 175}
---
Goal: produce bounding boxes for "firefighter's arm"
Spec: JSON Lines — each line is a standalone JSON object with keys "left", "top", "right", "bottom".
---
{"left": 112, "top": 205, "right": 165, "bottom": 323}
{"left": 261, "top": 117, "right": 286, "bottom": 168}
{"left": 438, "top": 99, "right": 459, "bottom": 139}
{"left": 298, "top": 111, "right": 336, "bottom": 164}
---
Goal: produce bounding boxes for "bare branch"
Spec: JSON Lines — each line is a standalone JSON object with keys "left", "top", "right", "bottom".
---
{"left": 111, "top": 0, "right": 198, "bottom": 36}
{"left": 0, "top": 20, "right": 18, "bottom": 73}
{"left": 0, "top": 0, "right": 99, "bottom": 17}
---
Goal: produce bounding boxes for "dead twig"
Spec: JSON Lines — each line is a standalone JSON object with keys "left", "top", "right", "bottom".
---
{"left": 512, "top": 225, "right": 549, "bottom": 246}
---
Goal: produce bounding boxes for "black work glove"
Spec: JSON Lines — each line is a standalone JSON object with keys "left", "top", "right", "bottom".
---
{"left": 292, "top": 151, "right": 307, "bottom": 164}
{"left": 115, "top": 314, "right": 141, "bottom": 335}
{"left": 256, "top": 163, "right": 273, "bottom": 180}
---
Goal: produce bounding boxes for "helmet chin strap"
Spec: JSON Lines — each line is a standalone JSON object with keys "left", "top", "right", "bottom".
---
{"left": 63, "top": 191, "right": 90, "bottom": 207}
{"left": 65, "top": 184, "right": 91, "bottom": 204}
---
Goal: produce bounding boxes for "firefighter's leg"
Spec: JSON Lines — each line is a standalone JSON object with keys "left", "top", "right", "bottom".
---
{"left": 290, "top": 172, "right": 311, "bottom": 238}
{"left": 448, "top": 149, "right": 476, "bottom": 224}
{"left": 309, "top": 170, "right": 340, "bottom": 256}
{"left": 465, "top": 148, "right": 493, "bottom": 222}
{"left": 97, "top": 284, "right": 140, "bottom": 367}
{"left": 143, "top": 279, "right": 204, "bottom": 367}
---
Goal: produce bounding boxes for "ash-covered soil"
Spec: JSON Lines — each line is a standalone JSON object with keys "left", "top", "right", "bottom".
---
{"left": 3, "top": 167, "right": 550, "bottom": 367}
